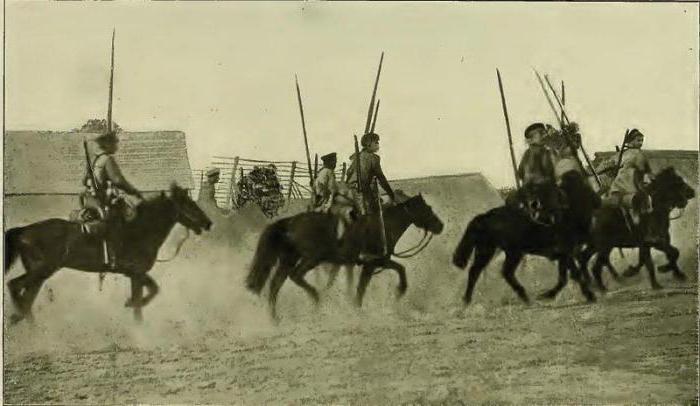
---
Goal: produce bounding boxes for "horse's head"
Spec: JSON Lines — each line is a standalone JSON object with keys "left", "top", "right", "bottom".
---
{"left": 521, "top": 183, "right": 565, "bottom": 226}
{"left": 166, "top": 183, "right": 213, "bottom": 235}
{"left": 398, "top": 193, "right": 444, "bottom": 235}
{"left": 649, "top": 167, "right": 696, "bottom": 210}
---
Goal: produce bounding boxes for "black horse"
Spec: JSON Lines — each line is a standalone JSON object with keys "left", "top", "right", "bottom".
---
{"left": 578, "top": 167, "right": 695, "bottom": 291}
{"left": 245, "top": 194, "right": 444, "bottom": 320}
{"left": 4, "top": 184, "right": 212, "bottom": 324}
{"left": 452, "top": 171, "right": 599, "bottom": 307}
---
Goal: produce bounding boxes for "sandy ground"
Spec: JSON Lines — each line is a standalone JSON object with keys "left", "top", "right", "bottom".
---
{"left": 3, "top": 251, "right": 697, "bottom": 404}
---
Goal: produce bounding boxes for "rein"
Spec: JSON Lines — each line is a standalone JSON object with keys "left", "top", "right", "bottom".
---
{"left": 390, "top": 204, "right": 435, "bottom": 258}
{"left": 156, "top": 228, "right": 190, "bottom": 263}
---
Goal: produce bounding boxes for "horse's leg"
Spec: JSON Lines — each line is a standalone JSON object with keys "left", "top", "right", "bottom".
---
{"left": 463, "top": 245, "right": 497, "bottom": 306}
{"left": 501, "top": 252, "right": 528, "bottom": 304}
{"left": 345, "top": 265, "right": 355, "bottom": 299}
{"left": 268, "top": 263, "right": 291, "bottom": 322}
{"left": 567, "top": 257, "right": 596, "bottom": 303}
{"left": 591, "top": 248, "right": 611, "bottom": 291}
{"left": 355, "top": 265, "right": 374, "bottom": 308}
{"left": 538, "top": 259, "right": 568, "bottom": 300}
{"left": 138, "top": 274, "right": 160, "bottom": 307}
{"left": 577, "top": 245, "right": 595, "bottom": 285}
{"left": 128, "top": 275, "right": 144, "bottom": 323}
{"left": 7, "top": 274, "right": 28, "bottom": 321}
{"left": 383, "top": 259, "right": 407, "bottom": 299}
{"left": 289, "top": 259, "right": 321, "bottom": 306}
{"left": 655, "top": 242, "right": 685, "bottom": 281}
{"left": 602, "top": 255, "right": 622, "bottom": 281}
{"left": 640, "top": 245, "right": 662, "bottom": 290}
{"left": 324, "top": 264, "right": 341, "bottom": 291}
{"left": 622, "top": 249, "right": 643, "bottom": 277}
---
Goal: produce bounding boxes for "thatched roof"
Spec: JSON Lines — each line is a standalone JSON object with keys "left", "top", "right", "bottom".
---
{"left": 592, "top": 149, "right": 698, "bottom": 185}
{"left": 4, "top": 131, "right": 194, "bottom": 195}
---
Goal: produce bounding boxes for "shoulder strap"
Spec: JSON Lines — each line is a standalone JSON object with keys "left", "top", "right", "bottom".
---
{"left": 92, "top": 152, "right": 108, "bottom": 168}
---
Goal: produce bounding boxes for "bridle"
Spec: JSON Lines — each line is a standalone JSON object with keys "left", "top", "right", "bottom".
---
{"left": 391, "top": 203, "right": 435, "bottom": 258}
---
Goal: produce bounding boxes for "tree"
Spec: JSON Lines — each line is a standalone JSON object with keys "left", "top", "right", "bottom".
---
{"left": 74, "top": 119, "right": 122, "bottom": 133}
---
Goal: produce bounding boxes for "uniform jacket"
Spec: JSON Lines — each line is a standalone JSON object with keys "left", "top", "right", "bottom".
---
{"left": 345, "top": 150, "right": 395, "bottom": 200}
{"left": 517, "top": 144, "right": 556, "bottom": 186}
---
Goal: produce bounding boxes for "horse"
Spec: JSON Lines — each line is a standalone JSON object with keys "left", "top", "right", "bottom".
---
{"left": 4, "top": 184, "right": 212, "bottom": 324}
{"left": 245, "top": 193, "right": 444, "bottom": 321}
{"left": 452, "top": 171, "right": 599, "bottom": 307}
{"left": 577, "top": 167, "right": 695, "bottom": 291}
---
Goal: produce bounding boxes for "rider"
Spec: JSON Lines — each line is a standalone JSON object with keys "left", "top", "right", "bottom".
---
{"left": 83, "top": 131, "right": 144, "bottom": 269}
{"left": 517, "top": 122, "right": 557, "bottom": 187}
{"left": 313, "top": 152, "right": 357, "bottom": 240}
{"left": 345, "top": 132, "right": 396, "bottom": 260}
{"left": 506, "top": 123, "right": 559, "bottom": 214}
{"left": 605, "top": 128, "right": 654, "bottom": 226}
{"left": 346, "top": 132, "right": 396, "bottom": 213}
{"left": 197, "top": 167, "right": 220, "bottom": 206}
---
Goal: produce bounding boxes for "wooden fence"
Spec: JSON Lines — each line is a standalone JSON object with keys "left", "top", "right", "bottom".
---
{"left": 193, "top": 156, "right": 347, "bottom": 209}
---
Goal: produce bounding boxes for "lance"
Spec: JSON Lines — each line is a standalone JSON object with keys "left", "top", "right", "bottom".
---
{"left": 370, "top": 99, "right": 380, "bottom": 133}
{"left": 496, "top": 69, "right": 521, "bottom": 189}
{"left": 375, "top": 179, "right": 388, "bottom": 256}
{"left": 533, "top": 68, "right": 564, "bottom": 128}
{"left": 561, "top": 81, "right": 565, "bottom": 124}
{"left": 364, "top": 52, "right": 384, "bottom": 134}
{"left": 353, "top": 134, "right": 366, "bottom": 215}
{"left": 294, "top": 75, "right": 315, "bottom": 196}
{"left": 314, "top": 153, "right": 319, "bottom": 178}
{"left": 614, "top": 129, "right": 630, "bottom": 177}
{"left": 543, "top": 74, "right": 602, "bottom": 188}
{"left": 107, "top": 28, "right": 115, "bottom": 133}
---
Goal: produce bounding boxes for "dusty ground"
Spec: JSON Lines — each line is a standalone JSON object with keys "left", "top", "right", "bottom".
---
{"left": 3, "top": 255, "right": 697, "bottom": 404}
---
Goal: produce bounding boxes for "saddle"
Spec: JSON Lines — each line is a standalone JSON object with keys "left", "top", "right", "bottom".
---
{"left": 70, "top": 192, "right": 139, "bottom": 237}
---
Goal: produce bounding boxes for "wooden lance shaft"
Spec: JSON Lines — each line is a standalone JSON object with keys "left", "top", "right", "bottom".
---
{"left": 496, "top": 69, "right": 521, "bottom": 190}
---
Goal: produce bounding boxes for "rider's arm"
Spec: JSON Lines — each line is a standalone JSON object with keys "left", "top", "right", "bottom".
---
{"left": 372, "top": 156, "right": 395, "bottom": 201}
{"left": 103, "top": 156, "right": 143, "bottom": 198}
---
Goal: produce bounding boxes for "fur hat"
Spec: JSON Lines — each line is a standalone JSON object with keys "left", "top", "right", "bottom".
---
{"left": 206, "top": 168, "right": 220, "bottom": 178}
{"left": 624, "top": 129, "right": 644, "bottom": 145}
{"left": 95, "top": 131, "right": 118, "bottom": 145}
{"left": 321, "top": 152, "right": 337, "bottom": 165}
{"left": 524, "top": 123, "right": 546, "bottom": 138}
{"left": 361, "top": 132, "right": 380, "bottom": 148}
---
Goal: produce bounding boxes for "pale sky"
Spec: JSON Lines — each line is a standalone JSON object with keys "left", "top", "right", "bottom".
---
{"left": 5, "top": 1, "right": 699, "bottom": 188}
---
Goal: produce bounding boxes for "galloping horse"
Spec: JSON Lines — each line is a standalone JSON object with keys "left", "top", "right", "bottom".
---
{"left": 245, "top": 193, "right": 444, "bottom": 321}
{"left": 452, "top": 171, "right": 599, "bottom": 306}
{"left": 577, "top": 167, "right": 695, "bottom": 291}
{"left": 4, "top": 184, "right": 212, "bottom": 324}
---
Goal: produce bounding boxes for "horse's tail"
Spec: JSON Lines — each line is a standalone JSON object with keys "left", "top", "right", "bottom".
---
{"left": 4, "top": 227, "right": 23, "bottom": 273}
{"left": 246, "top": 219, "right": 289, "bottom": 295}
{"left": 452, "top": 216, "right": 483, "bottom": 269}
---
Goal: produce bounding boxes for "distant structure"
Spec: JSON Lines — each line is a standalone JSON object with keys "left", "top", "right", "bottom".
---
{"left": 4, "top": 130, "right": 195, "bottom": 227}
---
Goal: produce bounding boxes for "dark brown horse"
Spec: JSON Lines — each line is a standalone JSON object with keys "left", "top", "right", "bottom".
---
{"left": 4, "top": 184, "right": 212, "bottom": 324}
{"left": 578, "top": 167, "right": 695, "bottom": 291}
{"left": 245, "top": 194, "right": 444, "bottom": 321}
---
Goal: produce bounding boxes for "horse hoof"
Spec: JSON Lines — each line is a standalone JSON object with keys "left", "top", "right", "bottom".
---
{"left": 585, "top": 293, "right": 597, "bottom": 303}
{"left": 537, "top": 291, "right": 557, "bottom": 301}
{"left": 673, "top": 272, "right": 687, "bottom": 282}
{"left": 124, "top": 298, "right": 135, "bottom": 308}
{"left": 623, "top": 267, "right": 640, "bottom": 278}
{"left": 658, "top": 264, "right": 673, "bottom": 274}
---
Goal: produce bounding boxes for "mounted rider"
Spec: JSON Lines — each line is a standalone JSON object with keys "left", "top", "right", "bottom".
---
{"left": 604, "top": 129, "right": 654, "bottom": 226}
{"left": 81, "top": 131, "right": 144, "bottom": 269}
{"left": 313, "top": 152, "right": 358, "bottom": 239}
{"left": 506, "top": 123, "right": 564, "bottom": 219}
{"left": 345, "top": 132, "right": 396, "bottom": 214}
